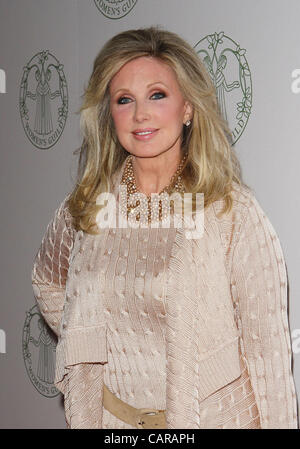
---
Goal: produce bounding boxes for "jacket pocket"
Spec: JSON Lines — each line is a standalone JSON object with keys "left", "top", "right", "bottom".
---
{"left": 197, "top": 336, "right": 242, "bottom": 401}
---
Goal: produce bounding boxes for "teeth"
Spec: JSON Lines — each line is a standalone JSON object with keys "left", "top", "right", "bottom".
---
{"left": 135, "top": 131, "right": 153, "bottom": 135}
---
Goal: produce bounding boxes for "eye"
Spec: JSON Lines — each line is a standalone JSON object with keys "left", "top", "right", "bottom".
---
{"left": 117, "top": 96, "right": 132, "bottom": 105}
{"left": 150, "top": 91, "right": 166, "bottom": 100}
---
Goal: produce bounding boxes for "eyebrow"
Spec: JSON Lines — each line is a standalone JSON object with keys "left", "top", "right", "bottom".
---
{"left": 111, "top": 81, "right": 168, "bottom": 96}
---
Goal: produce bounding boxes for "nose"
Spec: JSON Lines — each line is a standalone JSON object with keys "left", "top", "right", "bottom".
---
{"left": 133, "top": 100, "right": 150, "bottom": 123}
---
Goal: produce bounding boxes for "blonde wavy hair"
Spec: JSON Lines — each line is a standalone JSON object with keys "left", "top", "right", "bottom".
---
{"left": 68, "top": 26, "right": 246, "bottom": 234}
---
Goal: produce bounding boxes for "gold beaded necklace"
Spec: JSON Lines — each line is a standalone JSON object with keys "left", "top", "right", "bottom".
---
{"left": 120, "top": 152, "right": 187, "bottom": 224}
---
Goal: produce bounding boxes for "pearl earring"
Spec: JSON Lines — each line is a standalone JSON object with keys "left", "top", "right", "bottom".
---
{"left": 185, "top": 120, "right": 191, "bottom": 127}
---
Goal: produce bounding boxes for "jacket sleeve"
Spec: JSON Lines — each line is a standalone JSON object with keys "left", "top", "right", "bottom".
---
{"left": 63, "top": 363, "right": 105, "bottom": 428}
{"left": 31, "top": 195, "right": 75, "bottom": 338}
{"left": 230, "top": 193, "right": 298, "bottom": 429}
{"left": 31, "top": 197, "right": 107, "bottom": 429}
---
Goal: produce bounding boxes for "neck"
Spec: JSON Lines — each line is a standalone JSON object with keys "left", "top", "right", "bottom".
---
{"left": 131, "top": 149, "right": 185, "bottom": 196}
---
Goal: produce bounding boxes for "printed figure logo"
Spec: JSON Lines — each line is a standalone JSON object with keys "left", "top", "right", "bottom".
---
{"left": 94, "top": 0, "right": 137, "bottom": 19}
{"left": 19, "top": 51, "right": 68, "bottom": 149}
{"left": 194, "top": 32, "right": 252, "bottom": 144}
{"left": 23, "top": 304, "right": 59, "bottom": 397}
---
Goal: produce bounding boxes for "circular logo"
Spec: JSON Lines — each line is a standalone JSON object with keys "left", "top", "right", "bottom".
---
{"left": 19, "top": 50, "right": 68, "bottom": 149}
{"left": 194, "top": 32, "right": 252, "bottom": 144}
{"left": 23, "top": 304, "right": 59, "bottom": 398}
{"left": 94, "top": 0, "right": 137, "bottom": 19}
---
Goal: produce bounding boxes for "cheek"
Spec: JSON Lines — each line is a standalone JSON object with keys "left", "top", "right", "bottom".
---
{"left": 111, "top": 107, "right": 131, "bottom": 132}
{"left": 157, "top": 103, "right": 185, "bottom": 130}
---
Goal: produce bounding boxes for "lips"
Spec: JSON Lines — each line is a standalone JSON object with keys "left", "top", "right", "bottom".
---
{"left": 132, "top": 128, "right": 158, "bottom": 140}
{"left": 132, "top": 128, "right": 158, "bottom": 135}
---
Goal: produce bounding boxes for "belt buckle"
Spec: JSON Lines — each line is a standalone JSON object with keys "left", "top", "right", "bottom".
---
{"left": 136, "top": 408, "right": 165, "bottom": 429}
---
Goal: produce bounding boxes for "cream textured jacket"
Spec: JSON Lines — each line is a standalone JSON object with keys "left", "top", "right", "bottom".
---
{"left": 31, "top": 156, "right": 298, "bottom": 429}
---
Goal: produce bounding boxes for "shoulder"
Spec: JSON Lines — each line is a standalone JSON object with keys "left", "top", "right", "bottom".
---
{"left": 207, "top": 182, "right": 261, "bottom": 257}
{"left": 210, "top": 181, "right": 256, "bottom": 227}
{"left": 230, "top": 181, "right": 254, "bottom": 206}
{"left": 229, "top": 182, "right": 272, "bottom": 230}
{"left": 229, "top": 181, "right": 257, "bottom": 220}
{"left": 55, "top": 192, "right": 76, "bottom": 237}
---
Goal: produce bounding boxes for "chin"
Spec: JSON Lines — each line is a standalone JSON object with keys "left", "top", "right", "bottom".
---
{"left": 130, "top": 149, "right": 165, "bottom": 159}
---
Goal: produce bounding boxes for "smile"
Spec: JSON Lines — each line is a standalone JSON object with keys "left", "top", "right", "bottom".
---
{"left": 132, "top": 129, "right": 158, "bottom": 140}
{"left": 135, "top": 131, "right": 153, "bottom": 135}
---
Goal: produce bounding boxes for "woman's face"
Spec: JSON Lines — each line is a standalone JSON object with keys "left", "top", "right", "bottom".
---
{"left": 109, "top": 56, "right": 192, "bottom": 159}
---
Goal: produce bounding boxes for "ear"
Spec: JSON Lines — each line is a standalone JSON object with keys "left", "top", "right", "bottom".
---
{"left": 183, "top": 101, "right": 193, "bottom": 124}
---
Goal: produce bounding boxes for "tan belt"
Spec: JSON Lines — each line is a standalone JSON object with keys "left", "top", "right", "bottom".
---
{"left": 103, "top": 384, "right": 166, "bottom": 429}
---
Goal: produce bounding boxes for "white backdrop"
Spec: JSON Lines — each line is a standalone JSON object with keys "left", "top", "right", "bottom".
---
{"left": 0, "top": 0, "right": 299, "bottom": 428}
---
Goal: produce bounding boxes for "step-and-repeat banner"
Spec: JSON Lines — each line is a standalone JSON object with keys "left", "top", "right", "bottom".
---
{"left": 0, "top": 0, "right": 299, "bottom": 428}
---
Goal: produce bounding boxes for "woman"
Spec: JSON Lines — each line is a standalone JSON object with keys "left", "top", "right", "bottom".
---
{"left": 31, "top": 26, "right": 298, "bottom": 429}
